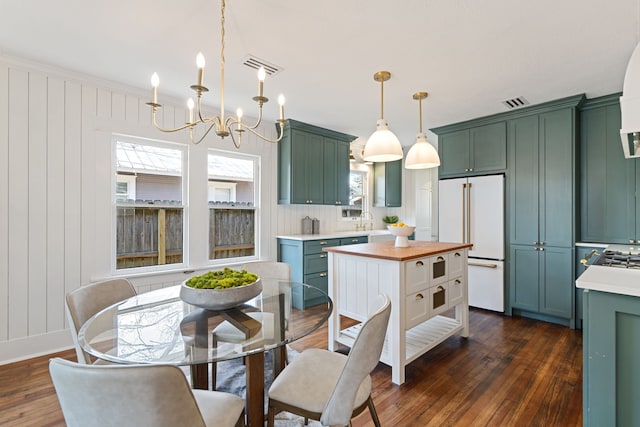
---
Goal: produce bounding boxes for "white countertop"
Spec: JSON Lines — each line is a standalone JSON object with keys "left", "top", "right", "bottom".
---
{"left": 276, "top": 229, "right": 391, "bottom": 241}
{"left": 576, "top": 265, "right": 640, "bottom": 297}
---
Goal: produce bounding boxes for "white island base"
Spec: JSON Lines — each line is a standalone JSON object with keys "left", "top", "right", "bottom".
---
{"left": 324, "top": 241, "right": 471, "bottom": 385}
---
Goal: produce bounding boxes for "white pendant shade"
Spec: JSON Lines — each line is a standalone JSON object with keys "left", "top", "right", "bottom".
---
{"left": 405, "top": 133, "right": 440, "bottom": 169}
{"left": 363, "top": 119, "right": 404, "bottom": 162}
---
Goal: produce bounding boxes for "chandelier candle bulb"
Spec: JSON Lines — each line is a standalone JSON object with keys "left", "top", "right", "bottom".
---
{"left": 196, "top": 52, "right": 205, "bottom": 87}
{"left": 151, "top": 73, "right": 159, "bottom": 105}
{"left": 278, "top": 94, "right": 285, "bottom": 121}
{"left": 258, "top": 66, "right": 265, "bottom": 97}
{"left": 187, "top": 98, "right": 194, "bottom": 122}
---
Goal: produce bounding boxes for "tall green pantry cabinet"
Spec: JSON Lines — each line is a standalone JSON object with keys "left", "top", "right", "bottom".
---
{"left": 508, "top": 97, "right": 583, "bottom": 328}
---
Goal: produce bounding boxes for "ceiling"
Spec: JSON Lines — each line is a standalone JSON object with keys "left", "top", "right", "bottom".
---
{"left": 1, "top": 0, "right": 639, "bottom": 147}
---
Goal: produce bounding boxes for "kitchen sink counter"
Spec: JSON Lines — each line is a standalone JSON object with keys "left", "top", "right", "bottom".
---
{"left": 576, "top": 265, "right": 640, "bottom": 297}
{"left": 276, "top": 229, "right": 391, "bottom": 241}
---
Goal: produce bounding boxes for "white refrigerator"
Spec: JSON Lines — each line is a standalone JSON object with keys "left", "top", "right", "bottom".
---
{"left": 438, "top": 174, "right": 504, "bottom": 312}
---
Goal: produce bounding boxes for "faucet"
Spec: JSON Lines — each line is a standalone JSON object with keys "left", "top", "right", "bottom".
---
{"left": 359, "top": 211, "right": 374, "bottom": 231}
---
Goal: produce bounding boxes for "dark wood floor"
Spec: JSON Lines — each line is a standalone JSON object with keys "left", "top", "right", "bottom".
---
{"left": 0, "top": 308, "right": 583, "bottom": 427}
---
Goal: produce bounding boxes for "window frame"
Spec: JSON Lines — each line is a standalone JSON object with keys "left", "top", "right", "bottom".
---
{"left": 206, "top": 148, "right": 261, "bottom": 265}
{"left": 111, "top": 134, "right": 188, "bottom": 274}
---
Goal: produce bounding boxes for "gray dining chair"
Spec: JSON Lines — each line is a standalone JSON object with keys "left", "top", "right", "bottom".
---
{"left": 49, "top": 358, "right": 245, "bottom": 427}
{"left": 65, "top": 278, "right": 137, "bottom": 364}
{"left": 266, "top": 294, "right": 391, "bottom": 427}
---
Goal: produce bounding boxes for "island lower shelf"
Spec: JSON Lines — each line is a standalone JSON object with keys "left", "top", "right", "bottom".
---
{"left": 325, "top": 240, "right": 471, "bottom": 385}
{"left": 336, "top": 314, "right": 465, "bottom": 366}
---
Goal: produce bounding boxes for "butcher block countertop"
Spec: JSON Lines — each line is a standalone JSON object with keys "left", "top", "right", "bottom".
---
{"left": 323, "top": 240, "right": 473, "bottom": 261}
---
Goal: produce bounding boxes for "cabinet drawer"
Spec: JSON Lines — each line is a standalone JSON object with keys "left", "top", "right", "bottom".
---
{"left": 448, "top": 250, "right": 465, "bottom": 279}
{"left": 430, "top": 254, "right": 449, "bottom": 285}
{"left": 340, "top": 236, "right": 368, "bottom": 245}
{"left": 448, "top": 277, "right": 464, "bottom": 307}
{"left": 405, "top": 290, "right": 430, "bottom": 329}
{"left": 405, "top": 258, "right": 430, "bottom": 294}
{"left": 303, "top": 272, "right": 329, "bottom": 297}
{"left": 430, "top": 283, "right": 450, "bottom": 316}
{"left": 304, "top": 253, "right": 328, "bottom": 274}
{"left": 304, "top": 239, "right": 340, "bottom": 254}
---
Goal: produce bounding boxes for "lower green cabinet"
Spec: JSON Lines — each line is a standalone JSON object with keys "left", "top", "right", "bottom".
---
{"left": 510, "top": 244, "right": 574, "bottom": 326}
{"left": 278, "top": 235, "right": 367, "bottom": 309}
{"left": 583, "top": 290, "right": 640, "bottom": 426}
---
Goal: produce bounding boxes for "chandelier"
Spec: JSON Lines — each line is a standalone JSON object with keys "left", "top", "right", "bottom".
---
{"left": 146, "top": 0, "right": 286, "bottom": 147}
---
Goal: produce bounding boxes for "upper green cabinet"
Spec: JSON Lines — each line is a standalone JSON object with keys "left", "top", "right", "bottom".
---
{"left": 373, "top": 159, "right": 402, "bottom": 207}
{"left": 580, "top": 94, "right": 640, "bottom": 244}
{"left": 436, "top": 122, "right": 506, "bottom": 178}
{"left": 278, "top": 119, "right": 356, "bottom": 205}
{"left": 509, "top": 108, "right": 576, "bottom": 248}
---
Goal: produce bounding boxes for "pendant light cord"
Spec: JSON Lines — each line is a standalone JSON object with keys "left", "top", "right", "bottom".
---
{"left": 380, "top": 78, "right": 385, "bottom": 120}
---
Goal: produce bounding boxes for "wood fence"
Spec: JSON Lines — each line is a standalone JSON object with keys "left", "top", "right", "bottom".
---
{"left": 116, "top": 206, "right": 255, "bottom": 268}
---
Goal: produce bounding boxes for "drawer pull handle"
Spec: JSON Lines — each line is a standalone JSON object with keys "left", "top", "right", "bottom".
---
{"left": 415, "top": 293, "right": 424, "bottom": 300}
{"left": 416, "top": 261, "right": 424, "bottom": 266}
{"left": 469, "top": 262, "right": 498, "bottom": 268}
{"left": 352, "top": 239, "right": 358, "bottom": 242}
{"left": 455, "top": 279, "right": 461, "bottom": 285}
{"left": 436, "top": 286, "right": 445, "bottom": 292}
{"left": 319, "top": 241, "right": 328, "bottom": 245}
{"left": 454, "top": 252, "right": 461, "bottom": 257}
{"left": 320, "top": 254, "right": 327, "bottom": 258}
{"left": 436, "top": 256, "right": 445, "bottom": 262}
{"left": 320, "top": 273, "right": 327, "bottom": 277}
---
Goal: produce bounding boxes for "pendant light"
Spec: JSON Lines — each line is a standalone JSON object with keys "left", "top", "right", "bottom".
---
{"left": 405, "top": 92, "right": 440, "bottom": 169}
{"left": 362, "top": 71, "right": 403, "bottom": 162}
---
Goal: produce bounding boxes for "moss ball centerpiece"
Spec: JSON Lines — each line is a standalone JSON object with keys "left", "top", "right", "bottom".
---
{"left": 180, "top": 267, "right": 262, "bottom": 310}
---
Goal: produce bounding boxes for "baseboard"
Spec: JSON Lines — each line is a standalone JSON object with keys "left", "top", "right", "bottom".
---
{"left": 0, "top": 329, "right": 73, "bottom": 365}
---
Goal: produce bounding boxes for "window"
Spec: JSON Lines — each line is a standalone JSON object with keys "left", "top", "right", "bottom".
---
{"left": 208, "top": 151, "right": 258, "bottom": 261}
{"left": 342, "top": 165, "right": 369, "bottom": 219}
{"left": 114, "top": 138, "right": 185, "bottom": 270}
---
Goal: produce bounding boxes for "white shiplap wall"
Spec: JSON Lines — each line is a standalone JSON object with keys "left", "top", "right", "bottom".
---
{"left": 0, "top": 54, "right": 280, "bottom": 363}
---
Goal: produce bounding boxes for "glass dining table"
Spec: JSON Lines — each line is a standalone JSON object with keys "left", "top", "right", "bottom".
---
{"left": 78, "top": 279, "right": 333, "bottom": 427}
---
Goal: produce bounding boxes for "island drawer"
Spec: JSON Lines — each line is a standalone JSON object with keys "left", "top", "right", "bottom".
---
{"left": 340, "top": 236, "right": 368, "bottom": 245}
{"left": 406, "top": 290, "right": 430, "bottom": 329}
{"left": 430, "top": 254, "right": 449, "bottom": 286}
{"left": 405, "top": 258, "right": 430, "bottom": 294}
{"left": 448, "top": 277, "right": 464, "bottom": 307}
{"left": 430, "top": 283, "right": 450, "bottom": 316}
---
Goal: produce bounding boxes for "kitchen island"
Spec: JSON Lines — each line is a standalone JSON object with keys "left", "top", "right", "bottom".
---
{"left": 576, "top": 261, "right": 640, "bottom": 426}
{"left": 324, "top": 240, "right": 472, "bottom": 384}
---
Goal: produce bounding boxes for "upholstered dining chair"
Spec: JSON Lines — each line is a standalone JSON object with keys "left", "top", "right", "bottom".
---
{"left": 266, "top": 294, "right": 391, "bottom": 427}
{"left": 49, "top": 358, "right": 245, "bottom": 427}
{"left": 65, "top": 278, "right": 137, "bottom": 364}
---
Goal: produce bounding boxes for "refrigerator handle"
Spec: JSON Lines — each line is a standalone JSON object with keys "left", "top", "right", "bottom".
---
{"left": 461, "top": 183, "right": 467, "bottom": 242}
{"left": 467, "top": 182, "right": 472, "bottom": 244}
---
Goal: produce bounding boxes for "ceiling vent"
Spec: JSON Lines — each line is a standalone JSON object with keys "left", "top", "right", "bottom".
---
{"left": 502, "top": 96, "right": 530, "bottom": 109}
{"left": 242, "top": 55, "right": 282, "bottom": 76}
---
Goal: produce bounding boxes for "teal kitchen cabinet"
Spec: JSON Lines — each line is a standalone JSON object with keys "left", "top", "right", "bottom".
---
{"left": 507, "top": 101, "right": 582, "bottom": 327}
{"left": 437, "top": 122, "right": 506, "bottom": 178}
{"left": 510, "top": 244, "right": 574, "bottom": 321}
{"left": 580, "top": 94, "right": 640, "bottom": 244}
{"left": 583, "top": 290, "right": 640, "bottom": 426}
{"left": 323, "top": 137, "right": 350, "bottom": 206}
{"left": 373, "top": 159, "right": 402, "bottom": 207}
{"left": 278, "top": 119, "right": 356, "bottom": 205}
{"left": 575, "top": 245, "right": 604, "bottom": 329}
{"left": 277, "top": 235, "right": 367, "bottom": 309}
{"left": 509, "top": 109, "right": 575, "bottom": 248}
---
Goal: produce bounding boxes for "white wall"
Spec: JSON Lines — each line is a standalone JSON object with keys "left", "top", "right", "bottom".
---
{"left": 0, "top": 54, "right": 280, "bottom": 364}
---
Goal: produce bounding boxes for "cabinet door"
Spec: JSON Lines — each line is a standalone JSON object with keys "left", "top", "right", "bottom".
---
{"left": 581, "top": 104, "right": 636, "bottom": 243}
{"left": 439, "top": 129, "right": 470, "bottom": 177}
{"left": 290, "top": 129, "right": 324, "bottom": 204}
{"left": 385, "top": 159, "right": 402, "bottom": 207}
{"left": 539, "top": 108, "right": 574, "bottom": 247}
{"left": 636, "top": 162, "right": 640, "bottom": 242}
{"left": 323, "top": 137, "right": 351, "bottom": 206}
{"left": 509, "top": 115, "right": 540, "bottom": 245}
{"left": 539, "top": 246, "right": 573, "bottom": 319}
{"left": 510, "top": 244, "right": 540, "bottom": 312}
{"left": 470, "top": 122, "right": 506, "bottom": 173}
{"left": 373, "top": 159, "right": 402, "bottom": 207}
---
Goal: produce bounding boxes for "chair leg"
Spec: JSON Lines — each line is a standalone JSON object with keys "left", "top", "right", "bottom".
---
{"left": 367, "top": 396, "right": 381, "bottom": 427}
{"left": 235, "top": 409, "right": 246, "bottom": 427}
{"left": 267, "top": 405, "right": 275, "bottom": 427}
